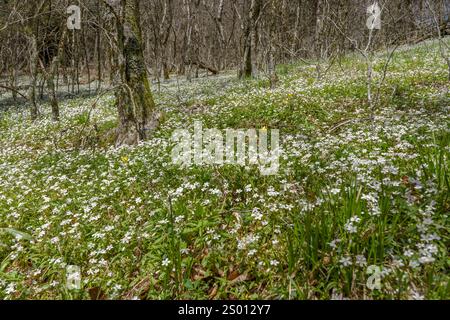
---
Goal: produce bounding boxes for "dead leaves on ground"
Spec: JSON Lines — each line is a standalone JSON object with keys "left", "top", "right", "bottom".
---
{"left": 190, "top": 262, "right": 254, "bottom": 299}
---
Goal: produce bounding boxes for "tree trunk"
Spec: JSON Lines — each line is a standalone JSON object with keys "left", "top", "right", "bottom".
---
{"left": 115, "top": 0, "right": 158, "bottom": 146}
{"left": 241, "top": 0, "right": 263, "bottom": 78}
{"left": 96, "top": 0, "right": 103, "bottom": 91}
{"left": 47, "top": 26, "right": 67, "bottom": 122}
{"left": 314, "top": 0, "right": 323, "bottom": 57}
{"left": 27, "top": 32, "right": 39, "bottom": 120}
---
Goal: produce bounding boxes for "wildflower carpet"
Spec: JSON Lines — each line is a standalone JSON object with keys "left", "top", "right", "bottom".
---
{"left": 0, "top": 39, "right": 448, "bottom": 300}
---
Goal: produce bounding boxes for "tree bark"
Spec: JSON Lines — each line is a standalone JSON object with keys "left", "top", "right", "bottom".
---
{"left": 26, "top": 32, "right": 39, "bottom": 120}
{"left": 114, "top": 0, "right": 158, "bottom": 145}
{"left": 47, "top": 26, "right": 67, "bottom": 122}
{"left": 241, "top": 0, "right": 263, "bottom": 78}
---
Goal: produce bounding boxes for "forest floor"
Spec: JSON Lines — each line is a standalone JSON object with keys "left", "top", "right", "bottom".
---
{"left": 0, "top": 38, "right": 449, "bottom": 300}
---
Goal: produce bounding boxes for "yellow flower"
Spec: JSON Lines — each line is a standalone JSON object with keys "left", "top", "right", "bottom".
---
{"left": 121, "top": 156, "right": 129, "bottom": 163}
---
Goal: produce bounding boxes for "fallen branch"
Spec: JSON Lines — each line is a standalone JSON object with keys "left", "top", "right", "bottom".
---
{"left": 185, "top": 60, "right": 219, "bottom": 75}
{"left": 0, "top": 84, "right": 28, "bottom": 100}
{"left": 328, "top": 117, "right": 372, "bottom": 133}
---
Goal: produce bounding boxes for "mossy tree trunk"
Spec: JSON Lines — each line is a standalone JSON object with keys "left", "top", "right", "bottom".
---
{"left": 115, "top": 0, "right": 157, "bottom": 145}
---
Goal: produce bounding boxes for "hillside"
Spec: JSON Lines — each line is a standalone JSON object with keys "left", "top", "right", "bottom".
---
{"left": 0, "top": 39, "right": 449, "bottom": 300}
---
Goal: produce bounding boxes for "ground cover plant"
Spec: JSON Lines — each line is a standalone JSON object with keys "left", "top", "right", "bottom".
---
{"left": 0, "top": 37, "right": 448, "bottom": 300}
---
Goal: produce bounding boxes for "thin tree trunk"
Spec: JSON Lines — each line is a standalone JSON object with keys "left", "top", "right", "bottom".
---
{"left": 241, "top": 0, "right": 263, "bottom": 78}
{"left": 96, "top": 0, "right": 103, "bottom": 91}
{"left": 47, "top": 27, "right": 67, "bottom": 122}
{"left": 27, "top": 32, "right": 39, "bottom": 120}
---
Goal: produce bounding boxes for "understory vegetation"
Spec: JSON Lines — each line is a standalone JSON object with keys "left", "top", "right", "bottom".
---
{"left": 0, "top": 39, "right": 449, "bottom": 300}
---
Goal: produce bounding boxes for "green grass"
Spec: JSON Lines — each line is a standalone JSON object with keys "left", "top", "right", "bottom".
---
{"left": 0, "top": 39, "right": 449, "bottom": 300}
